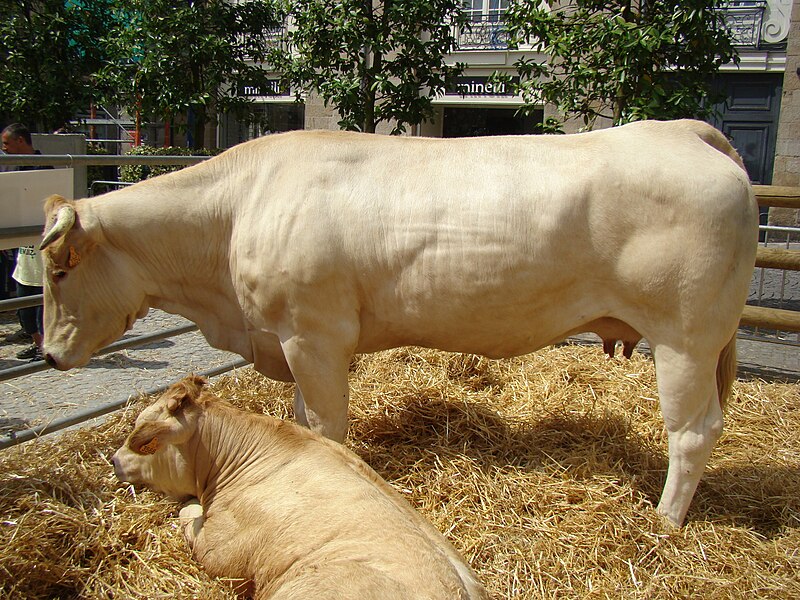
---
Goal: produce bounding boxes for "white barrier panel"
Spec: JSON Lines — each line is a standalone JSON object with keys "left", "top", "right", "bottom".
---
{"left": 0, "top": 169, "right": 73, "bottom": 250}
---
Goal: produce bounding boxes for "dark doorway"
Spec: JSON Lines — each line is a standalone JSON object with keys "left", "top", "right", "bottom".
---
{"left": 221, "top": 103, "right": 305, "bottom": 148}
{"left": 709, "top": 73, "right": 783, "bottom": 185}
{"left": 709, "top": 72, "right": 782, "bottom": 235}
{"left": 442, "top": 107, "right": 543, "bottom": 137}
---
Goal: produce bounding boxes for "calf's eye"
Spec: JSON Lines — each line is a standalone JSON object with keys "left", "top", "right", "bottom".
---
{"left": 52, "top": 270, "right": 67, "bottom": 282}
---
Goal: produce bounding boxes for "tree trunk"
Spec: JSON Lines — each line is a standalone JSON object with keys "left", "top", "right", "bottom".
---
{"left": 190, "top": 105, "right": 206, "bottom": 149}
{"left": 613, "top": 0, "right": 635, "bottom": 124}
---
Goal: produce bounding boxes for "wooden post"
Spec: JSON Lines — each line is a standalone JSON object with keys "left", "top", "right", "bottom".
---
{"left": 740, "top": 305, "right": 800, "bottom": 333}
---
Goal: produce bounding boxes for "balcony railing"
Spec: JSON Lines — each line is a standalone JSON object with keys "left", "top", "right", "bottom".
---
{"left": 236, "top": 20, "right": 288, "bottom": 59}
{"left": 457, "top": 12, "right": 510, "bottom": 50}
{"left": 456, "top": 3, "right": 777, "bottom": 52}
{"left": 718, "top": 1, "right": 767, "bottom": 47}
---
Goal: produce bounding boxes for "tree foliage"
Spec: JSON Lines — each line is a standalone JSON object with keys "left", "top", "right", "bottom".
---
{"left": 504, "top": 0, "right": 738, "bottom": 128}
{"left": 98, "top": 0, "right": 285, "bottom": 148}
{"left": 0, "top": 0, "right": 114, "bottom": 132}
{"left": 273, "top": 0, "right": 468, "bottom": 134}
{"left": 119, "top": 145, "right": 220, "bottom": 182}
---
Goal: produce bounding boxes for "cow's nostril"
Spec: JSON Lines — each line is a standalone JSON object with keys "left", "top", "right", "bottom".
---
{"left": 44, "top": 353, "right": 57, "bottom": 368}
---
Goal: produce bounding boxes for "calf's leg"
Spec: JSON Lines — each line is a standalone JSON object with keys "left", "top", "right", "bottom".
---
{"left": 178, "top": 499, "right": 204, "bottom": 547}
{"left": 184, "top": 510, "right": 255, "bottom": 598}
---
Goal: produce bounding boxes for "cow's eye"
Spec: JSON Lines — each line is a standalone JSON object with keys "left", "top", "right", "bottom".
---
{"left": 52, "top": 270, "right": 67, "bottom": 282}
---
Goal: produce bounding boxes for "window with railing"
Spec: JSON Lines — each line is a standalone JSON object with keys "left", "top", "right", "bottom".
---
{"left": 718, "top": 1, "right": 768, "bottom": 48}
{"left": 458, "top": 0, "right": 510, "bottom": 50}
{"left": 454, "top": 1, "right": 784, "bottom": 52}
{"left": 235, "top": 19, "right": 288, "bottom": 60}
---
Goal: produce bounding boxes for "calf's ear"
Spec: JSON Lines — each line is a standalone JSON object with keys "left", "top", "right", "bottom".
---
{"left": 129, "top": 421, "right": 171, "bottom": 455}
{"left": 165, "top": 375, "right": 209, "bottom": 413}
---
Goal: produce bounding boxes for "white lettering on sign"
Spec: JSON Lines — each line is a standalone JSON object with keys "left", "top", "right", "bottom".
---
{"left": 456, "top": 81, "right": 506, "bottom": 95}
{"left": 241, "top": 81, "right": 285, "bottom": 97}
{"left": 445, "top": 76, "right": 519, "bottom": 97}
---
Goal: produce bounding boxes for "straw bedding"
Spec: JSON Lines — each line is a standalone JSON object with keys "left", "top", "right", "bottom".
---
{"left": 1, "top": 342, "right": 798, "bottom": 598}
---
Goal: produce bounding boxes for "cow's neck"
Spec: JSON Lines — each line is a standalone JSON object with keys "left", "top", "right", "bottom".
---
{"left": 89, "top": 174, "right": 244, "bottom": 352}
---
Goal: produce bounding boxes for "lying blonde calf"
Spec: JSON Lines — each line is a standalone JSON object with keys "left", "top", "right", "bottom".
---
{"left": 113, "top": 376, "right": 486, "bottom": 600}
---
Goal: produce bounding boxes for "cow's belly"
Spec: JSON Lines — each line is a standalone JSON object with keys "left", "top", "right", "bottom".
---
{"left": 355, "top": 278, "right": 628, "bottom": 359}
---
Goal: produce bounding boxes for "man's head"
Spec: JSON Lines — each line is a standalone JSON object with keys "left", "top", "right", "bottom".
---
{"left": 2, "top": 123, "right": 34, "bottom": 154}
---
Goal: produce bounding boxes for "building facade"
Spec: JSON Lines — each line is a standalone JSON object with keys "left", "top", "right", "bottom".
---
{"left": 210, "top": 2, "right": 798, "bottom": 194}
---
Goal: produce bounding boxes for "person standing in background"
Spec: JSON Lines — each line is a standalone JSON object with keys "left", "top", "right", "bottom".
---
{"left": 0, "top": 146, "right": 17, "bottom": 302}
{"left": 11, "top": 246, "right": 43, "bottom": 359}
{"left": 2, "top": 123, "right": 50, "bottom": 360}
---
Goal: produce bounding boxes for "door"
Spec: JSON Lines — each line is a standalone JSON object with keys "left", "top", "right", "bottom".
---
{"left": 709, "top": 73, "right": 783, "bottom": 185}
{"left": 442, "top": 107, "right": 542, "bottom": 137}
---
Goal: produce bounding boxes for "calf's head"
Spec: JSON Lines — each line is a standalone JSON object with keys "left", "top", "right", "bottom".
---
{"left": 40, "top": 195, "right": 149, "bottom": 370}
{"left": 113, "top": 376, "right": 209, "bottom": 501}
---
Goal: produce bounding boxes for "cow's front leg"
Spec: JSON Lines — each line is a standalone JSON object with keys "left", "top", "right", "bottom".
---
{"left": 178, "top": 499, "right": 205, "bottom": 548}
{"left": 281, "top": 330, "right": 356, "bottom": 443}
{"left": 293, "top": 387, "right": 309, "bottom": 429}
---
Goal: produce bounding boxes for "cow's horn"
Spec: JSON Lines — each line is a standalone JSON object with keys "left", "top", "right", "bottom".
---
{"left": 40, "top": 205, "right": 76, "bottom": 250}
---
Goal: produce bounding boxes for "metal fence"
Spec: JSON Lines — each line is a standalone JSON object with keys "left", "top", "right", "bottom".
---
{"left": 740, "top": 186, "right": 800, "bottom": 344}
{"left": 0, "top": 294, "right": 247, "bottom": 449}
{"left": 743, "top": 225, "right": 800, "bottom": 346}
{"left": 0, "top": 157, "right": 798, "bottom": 449}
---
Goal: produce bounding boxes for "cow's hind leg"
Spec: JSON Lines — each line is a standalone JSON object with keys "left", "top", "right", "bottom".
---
{"left": 652, "top": 343, "right": 724, "bottom": 526}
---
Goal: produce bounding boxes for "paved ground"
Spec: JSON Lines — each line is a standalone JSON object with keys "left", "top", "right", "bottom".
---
{"left": 0, "top": 309, "right": 242, "bottom": 439}
{"left": 0, "top": 256, "right": 797, "bottom": 445}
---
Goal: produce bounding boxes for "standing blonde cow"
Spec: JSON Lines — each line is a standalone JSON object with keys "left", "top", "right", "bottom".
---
{"left": 113, "top": 376, "right": 487, "bottom": 599}
{"left": 40, "top": 120, "right": 758, "bottom": 526}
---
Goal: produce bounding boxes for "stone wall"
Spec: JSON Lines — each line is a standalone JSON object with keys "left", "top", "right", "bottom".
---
{"left": 771, "top": 0, "right": 800, "bottom": 229}
{"left": 302, "top": 91, "right": 406, "bottom": 135}
{"left": 303, "top": 92, "right": 341, "bottom": 131}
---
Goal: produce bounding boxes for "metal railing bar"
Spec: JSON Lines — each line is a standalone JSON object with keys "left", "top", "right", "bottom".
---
{"left": 0, "top": 294, "right": 43, "bottom": 311}
{"left": 0, "top": 155, "right": 211, "bottom": 168}
{"left": 0, "top": 357, "right": 251, "bottom": 449}
{"left": 761, "top": 225, "right": 800, "bottom": 235}
{"left": 0, "top": 225, "right": 42, "bottom": 237}
{"left": 91, "top": 180, "right": 134, "bottom": 186}
{"left": 85, "top": 139, "right": 133, "bottom": 143}
{"left": 0, "top": 323, "right": 199, "bottom": 383}
{"left": 100, "top": 323, "right": 199, "bottom": 354}
{"left": 737, "top": 332, "right": 799, "bottom": 347}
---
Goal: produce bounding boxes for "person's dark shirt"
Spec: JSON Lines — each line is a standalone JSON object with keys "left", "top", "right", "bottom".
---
{"left": 18, "top": 149, "right": 53, "bottom": 171}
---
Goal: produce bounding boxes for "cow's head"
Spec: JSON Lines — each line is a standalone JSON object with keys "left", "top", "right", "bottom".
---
{"left": 112, "top": 375, "right": 209, "bottom": 501}
{"left": 39, "top": 195, "right": 149, "bottom": 370}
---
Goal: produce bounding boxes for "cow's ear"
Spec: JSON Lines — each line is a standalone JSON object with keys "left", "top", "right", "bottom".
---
{"left": 129, "top": 421, "right": 170, "bottom": 455}
{"left": 40, "top": 195, "right": 77, "bottom": 250}
{"left": 40, "top": 196, "right": 98, "bottom": 276}
{"left": 166, "top": 375, "right": 208, "bottom": 413}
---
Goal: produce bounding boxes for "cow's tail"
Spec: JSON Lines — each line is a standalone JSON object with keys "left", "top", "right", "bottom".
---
{"left": 681, "top": 120, "right": 748, "bottom": 174}
{"left": 716, "top": 333, "right": 737, "bottom": 412}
